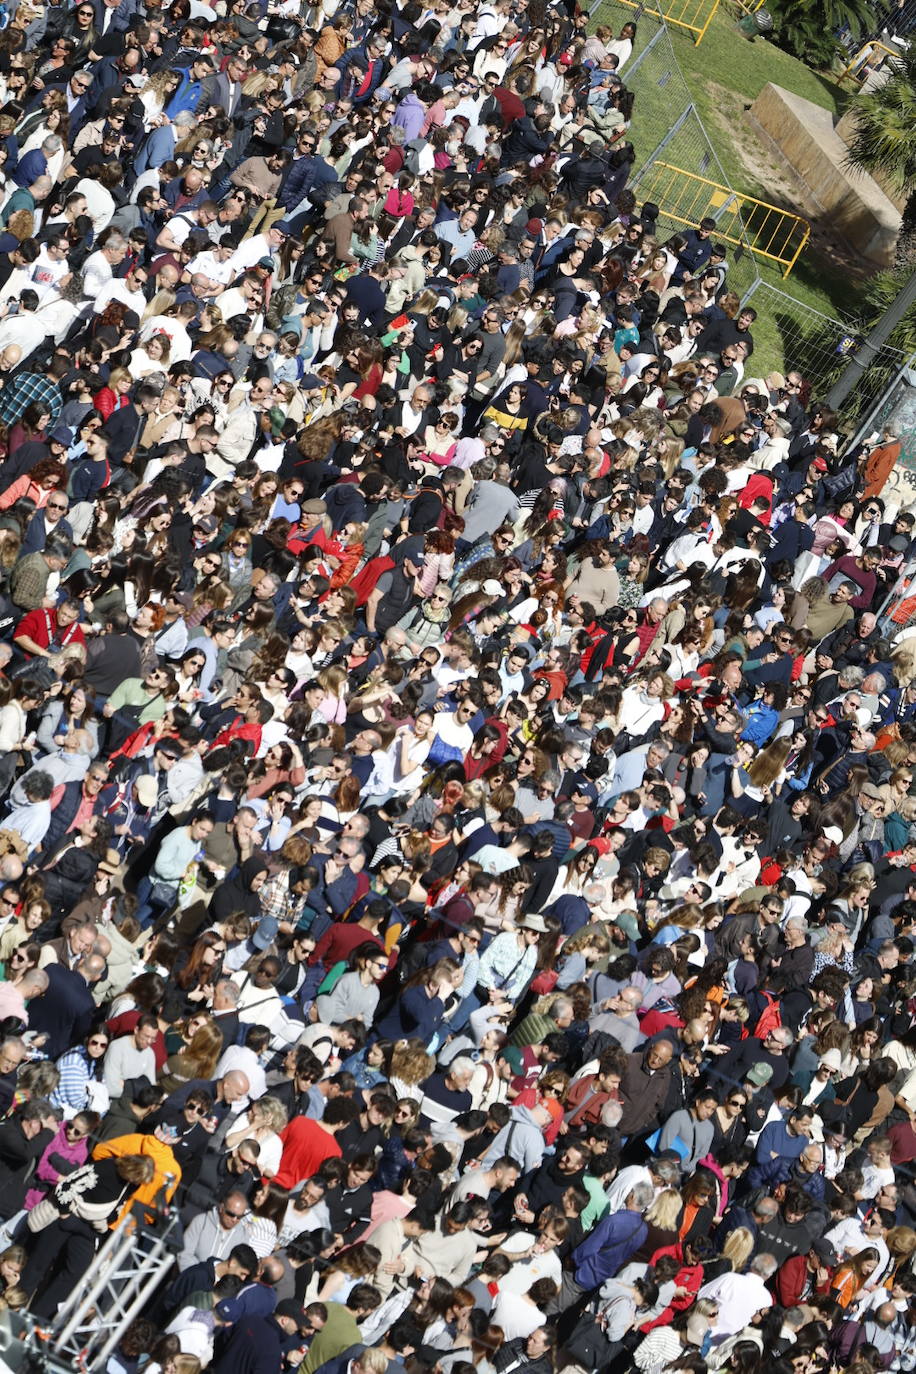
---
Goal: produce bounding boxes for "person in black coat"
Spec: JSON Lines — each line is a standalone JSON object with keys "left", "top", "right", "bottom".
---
{"left": 100, "top": 383, "right": 159, "bottom": 466}
{"left": 493, "top": 1330, "right": 556, "bottom": 1374}
{"left": 25, "top": 958, "right": 102, "bottom": 1058}
{"left": 212, "top": 1303, "right": 306, "bottom": 1374}
{"left": 344, "top": 262, "right": 388, "bottom": 329}
{"left": 0, "top": 1099, "right": 56, "bottom": 1218}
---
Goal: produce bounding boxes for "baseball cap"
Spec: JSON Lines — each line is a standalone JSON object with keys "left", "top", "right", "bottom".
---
{"left": 745, "top": 1063, "right": 773, "bottom": 1087}
{"left": 811, "top": 1237, "right": 838, "bottom": 1266}
{"left": 135, "top": 775, "right": 158, "bottom": 807}
{"left": 822, "top": 825, "right": 843, "bottom": 845}
{"left": 819, "top": 1049, "right": 843, "bottom": 1072}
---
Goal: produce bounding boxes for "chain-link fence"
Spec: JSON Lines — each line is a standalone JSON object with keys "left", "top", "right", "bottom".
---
{"left": 592, "top": 2, "right": 764, "bottom": 298}
{"left": 744, "top": 280, "right": 910, "bottom": 417}
{"left": 588, "top": 1, "right": 906, "bottom": 422}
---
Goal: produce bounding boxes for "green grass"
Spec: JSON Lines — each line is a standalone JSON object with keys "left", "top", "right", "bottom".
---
{"left": 593, "top": 1, "right": 863, "bottom": 371}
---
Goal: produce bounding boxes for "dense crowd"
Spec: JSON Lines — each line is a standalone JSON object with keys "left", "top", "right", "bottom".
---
{"left": 0, "top": 1, "right": 911, "bottom": 1374}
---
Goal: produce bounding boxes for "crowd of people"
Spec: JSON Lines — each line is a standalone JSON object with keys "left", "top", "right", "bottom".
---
{"left": 0, "top": 0, "right": 912, "bottom": 1373}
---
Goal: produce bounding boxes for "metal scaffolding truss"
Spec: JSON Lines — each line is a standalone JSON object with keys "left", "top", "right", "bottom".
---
{"left": 10, "top": 1206, "right": 180, "bottom": 1374}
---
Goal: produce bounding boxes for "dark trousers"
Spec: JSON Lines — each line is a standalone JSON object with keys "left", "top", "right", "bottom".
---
{"left": 23, "top": 1214, "right": 99, "bottom": 1318}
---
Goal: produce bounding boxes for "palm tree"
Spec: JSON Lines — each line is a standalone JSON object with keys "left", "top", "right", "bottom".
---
{"left": 769, "top": 0, "right": 882, "bottom": 68}
{"left": 843, "top": 45, "right": 916, "bottom": 267}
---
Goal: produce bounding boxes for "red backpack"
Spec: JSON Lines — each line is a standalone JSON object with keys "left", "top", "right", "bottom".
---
{"left": 753, "top": 991, "right": 782, "bottom": 1040}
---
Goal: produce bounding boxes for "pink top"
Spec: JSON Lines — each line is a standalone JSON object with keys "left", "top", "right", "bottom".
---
{"left": 361, "top": 1189, "right": 414, "bottom": 1241}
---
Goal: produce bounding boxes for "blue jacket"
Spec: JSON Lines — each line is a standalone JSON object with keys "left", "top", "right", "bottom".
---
{"left": 12, "top": 148, "right": 47, "bottom": 188}
{"left": 165, "top": 69, "right": 206, "bottom": 118}
{"left": 134, "top": 122, "right": 175, "bottom": 175}
{"left": 374, "top": 984, "right": 444, "bottom": 1046}
{"left": 740, "top": 701, "right": 779, "bottom": 747}
{"left": 276, "top": 153, "right": 338, "bottom": 212}
{"left": 572, "top": 1208, "right": 647, "bottom": 1289}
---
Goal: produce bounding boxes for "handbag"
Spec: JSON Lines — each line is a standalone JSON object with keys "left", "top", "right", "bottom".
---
{"left": 149, "top": 880, "right": 178, "bottom": 910}
{"left": 530, "top": 969, "right": 559, "bottom": 996}
{"left": 27, "top": 1198, "right": 62, "bottom": 1232}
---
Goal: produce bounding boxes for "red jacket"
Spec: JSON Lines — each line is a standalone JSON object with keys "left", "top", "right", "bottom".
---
{"left": 642, "top": 1243, "right": 703, "bottom": 1329}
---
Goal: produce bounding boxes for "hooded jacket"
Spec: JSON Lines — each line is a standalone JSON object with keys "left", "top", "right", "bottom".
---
{"left": 480, "top": 1104, "right": 546, "bottom": 1174}
{"left": 210, "top": 855, "right": 270, "bottom": 926}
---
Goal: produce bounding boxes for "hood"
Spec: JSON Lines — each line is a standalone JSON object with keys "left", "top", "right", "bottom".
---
{"left": 241, "top": 853, "right": 269, "bottom": 889}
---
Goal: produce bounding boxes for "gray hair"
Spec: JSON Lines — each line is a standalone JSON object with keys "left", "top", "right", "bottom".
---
{"left": 750, "top": 1253, "right": 778, "bottom": 1279}
{"left": 650, "top": 1156, "right": 682, "bottom": 1185}
{"left": 214, "top": 978, "right": 240, "bottom": 1006}
{"left": 449, "top": 1056, "right": 476, "bottom": 1080}
{"left": 627, "top": 1182, "right": 656, "bottom": 1212}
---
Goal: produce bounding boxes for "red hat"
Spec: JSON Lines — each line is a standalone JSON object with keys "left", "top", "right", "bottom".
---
{"left": 526, "top": 218, "right": 544, "bottom": 236}
{"left": 813, "top": 456, "right": 828, "bottom": 472}
{"left": 588, "top": 836, "right": 613, "bottom": 855}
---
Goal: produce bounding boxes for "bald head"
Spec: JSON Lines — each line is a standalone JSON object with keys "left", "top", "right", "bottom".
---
{"left": 220, "top": 1070, "right": 250, "bottom": 1103}
{"left": 19, "top": 969, "right": 48, "bottom": 998}
{"left": 77, "top": 953, "right": 106, "bottom": 983}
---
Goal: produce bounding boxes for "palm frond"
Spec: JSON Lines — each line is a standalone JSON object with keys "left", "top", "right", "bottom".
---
{"left": 844, "top": 47, "right": 916, "bottom": 187}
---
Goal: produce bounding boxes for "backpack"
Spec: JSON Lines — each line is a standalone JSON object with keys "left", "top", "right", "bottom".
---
{"left": 752, "top": 990, "right": 782, "bottom": 1040}
{"left": 349, "top": 554, "right": 394, "bottom": 608}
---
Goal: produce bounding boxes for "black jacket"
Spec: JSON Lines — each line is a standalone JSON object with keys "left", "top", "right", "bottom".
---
{"left": 26, "top": 963, "right": 97, "bottom": 1058}
{"left": 0, "top": 1116, "right": 53, "bottom": 1217}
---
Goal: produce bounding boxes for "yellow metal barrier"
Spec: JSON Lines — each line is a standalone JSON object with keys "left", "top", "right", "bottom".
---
{"left": 837, "top": 39, "right": 902, "bottom": 85}
{"left": 635, "top": 161, "right": 811, "bottom": 278}
{"left": 729, "top": 0, "right": 767, "bottom": 12}
{"left": 613, "top": 0, "right": 720, "bottom": 45}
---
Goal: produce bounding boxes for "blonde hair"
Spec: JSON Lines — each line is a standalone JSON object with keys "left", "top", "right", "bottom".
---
{"left": 251, "top": 1094, "right": 289, "bottom": 1134}
{"left": 317, "top": 664, "right": 348, "bottom": 699}
{"left": 721, "top": 1226, "right": 754, "bottom": 1272}
{"left": 142, "top": 289, "right": 176, "bottom": 323}
{"left": 389, "top": 1039, "right": 434, "bottom": 1085}
{"left": 644, "top": 1187, "right": 682, "bottom": 1230}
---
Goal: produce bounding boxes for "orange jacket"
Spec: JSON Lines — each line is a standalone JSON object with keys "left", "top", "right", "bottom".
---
{"left": 93, "top": 1132, "right": 181, "bottom": 1227}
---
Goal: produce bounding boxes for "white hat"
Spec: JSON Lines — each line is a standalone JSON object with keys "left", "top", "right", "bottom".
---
{"left": 135, "top": 775, "right": 158, "bottom": 808}
{"left": 822, "top": 825, "right": 843, "bottom": 846}
{"left": 819, "top": 1049, "right": 843, "bottom": 1072}
{"left": 855, "top": 706, "right": 874, "bottom": 729}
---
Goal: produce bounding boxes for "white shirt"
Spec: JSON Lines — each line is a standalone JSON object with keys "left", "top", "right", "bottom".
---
{"left": 698, "top": 1271, "right": 772, "bottom": 1336}
{"left": 215, "top": 1043, "right": 267, "bottom": 1107}
{"left": 75, "top": 178, "right": 116, "bottom": 235}
{"left": 140, "top": 316, "right": 192, "bottom": 362}
{"left": 80, "top": 249, "right": 113, "bottom": 302}
{"left": 0, "top": 311, "right": 46, "bottom": 358}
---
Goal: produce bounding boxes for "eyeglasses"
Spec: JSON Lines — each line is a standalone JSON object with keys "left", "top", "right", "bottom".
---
{"left": 220, "top": 1204, "right": 249, "bottom": 1218}
{"left": 47, "top": 501, "right": 68, "bottom": 510}
{"left": 88, "top": 1038, "right": 108, "bottom": 1047}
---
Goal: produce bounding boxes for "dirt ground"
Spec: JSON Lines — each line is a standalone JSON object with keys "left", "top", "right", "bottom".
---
{"left": 702, "top": 78, "right": 873, "bottom": 282}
